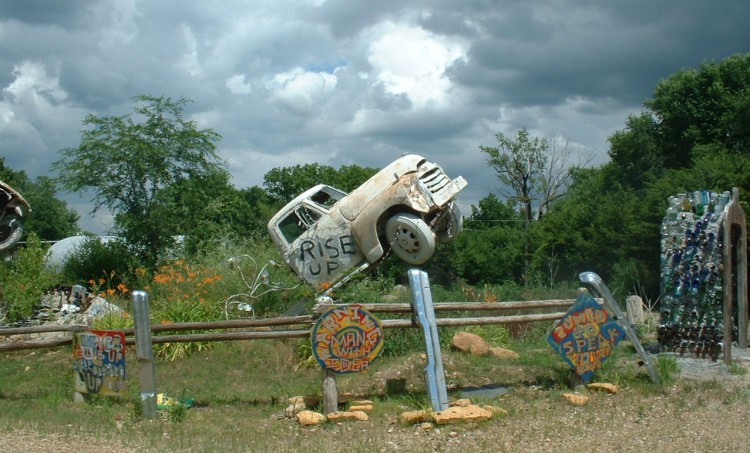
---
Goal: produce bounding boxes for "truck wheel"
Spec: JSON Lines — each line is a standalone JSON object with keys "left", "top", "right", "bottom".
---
{"left": 385, "top": 213, "right": 435, "bottom": 265}
{"left": 435, "top": 202, "right": 463, "bottom": 244}
{"left": 0, "top": 216, "right": 23, "bottom": 253}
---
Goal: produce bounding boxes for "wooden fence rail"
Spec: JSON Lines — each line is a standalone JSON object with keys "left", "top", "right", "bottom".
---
{"left": 0, "top": 299, "right": 577, "bottom": 353}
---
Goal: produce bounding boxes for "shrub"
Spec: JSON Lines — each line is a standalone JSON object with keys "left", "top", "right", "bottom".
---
{"left": 60, "top": 236, "right": 139, "bottom": 292}
{"left": 0, "top": 234, "right": 59, "bottom": 323}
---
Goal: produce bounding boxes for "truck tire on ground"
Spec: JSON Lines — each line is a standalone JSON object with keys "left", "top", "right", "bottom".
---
{"left": 0, "top": 216, "right": 23, "bottom": 253}
{"left": 385, "top": 212, "right": 435, "bottom": 265}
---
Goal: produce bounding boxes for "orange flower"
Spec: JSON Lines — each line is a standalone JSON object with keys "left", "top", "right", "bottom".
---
{"left": 153, "top": 274, "right": 171, "bottom": 284}
{"left": 117, "top": 283, "right": 129, "bottom": 293}
{"left": 107, "top": 288, "right": 116, "bottom": 296}
{"left": 98, "top": 278, "right": 106, "bottom": 285}
{"left": 88, "top": 279, "right": 95, "bottom": 285}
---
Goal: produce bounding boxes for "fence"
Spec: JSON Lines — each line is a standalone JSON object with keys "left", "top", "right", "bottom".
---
{"left": 1, "top": 269, "right": 582, "bottom": 416}
{"left": 0, "top": 300, "right": 573, "bottom": 353}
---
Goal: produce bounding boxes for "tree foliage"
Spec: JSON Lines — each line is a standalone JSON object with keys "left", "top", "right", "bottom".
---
{"left": 0, "top": 158, "right": 79, "bottom": 241}
{"left": 262, "top": 162, "right": 377, "bottom": 205}
{"left": 53, "top": 95, "right": 225, "bottom": 268}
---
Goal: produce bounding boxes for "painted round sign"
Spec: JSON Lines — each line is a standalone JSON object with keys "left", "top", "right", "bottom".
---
{"left": 311, "top": 304, "right": 384, "bottom": 374}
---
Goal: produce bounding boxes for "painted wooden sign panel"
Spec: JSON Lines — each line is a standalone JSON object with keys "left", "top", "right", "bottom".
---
{"left": 312, "top": 304, "right": 384, "bottom": 374}
{"left": 547, "top": 292, "right": 625, "bottom": 381}
{"left": 73, "top": 330, "right": 127, "bottom": 396}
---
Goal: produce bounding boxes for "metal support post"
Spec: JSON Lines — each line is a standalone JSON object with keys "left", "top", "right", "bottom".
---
{"left": 579, "top": 272, "right": 661, "bottom": 384}
{"left": 133, "top": 290, "right": 157, "bottom": 419}
{"left": 408, "top": 269, "right": 448, "bottom": 412}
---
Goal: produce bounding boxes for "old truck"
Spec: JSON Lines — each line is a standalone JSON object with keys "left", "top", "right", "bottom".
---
{"left": 267, "top": 154, "right": 467, "bottom": 294}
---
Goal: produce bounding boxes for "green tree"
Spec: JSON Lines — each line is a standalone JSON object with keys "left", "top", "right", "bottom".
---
{"left": 479, "top": 128, "right": 548, "bottom": 226}
{"left": 646, "top": 53, "right": 750, "bottom": 164}
{"left": 448, "top": 194, "right": 525, "bottom": 285}
{"left": 0, "top": 158, "right": 79, "bottom": 241}
{"left": 263, "top": 163, "right": 377, "bottom": 204}
{"left": 53, "top": 95, "right": 225, "bottom": 268}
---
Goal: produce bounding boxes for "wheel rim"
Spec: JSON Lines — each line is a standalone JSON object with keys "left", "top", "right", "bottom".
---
{"left": 385, "top": 213, "right": 435, "bottom": 265}
{"left": 393, "top": 225, "right": 422, "bottom": 254}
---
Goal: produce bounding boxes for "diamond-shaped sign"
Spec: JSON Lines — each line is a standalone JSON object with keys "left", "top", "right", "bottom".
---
{"left": 547, "top": 292, "right": 625, "bottom": 381}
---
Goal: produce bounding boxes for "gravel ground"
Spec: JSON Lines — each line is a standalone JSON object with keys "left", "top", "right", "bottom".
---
{"left": 2, "top": 350, "right": 749, "bottom": 452}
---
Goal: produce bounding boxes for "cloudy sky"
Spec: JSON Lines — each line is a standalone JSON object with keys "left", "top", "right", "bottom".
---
{"left": 1, "top": 0, "right": 748, "bottom": 234}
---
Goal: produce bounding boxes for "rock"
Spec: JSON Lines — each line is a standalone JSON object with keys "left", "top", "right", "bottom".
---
{"left": 349, "top": 404, "right": 373, "bottom": 412}
{"left": 400, "top": 409, "right": 431, "bottom": 425}
{"left": 562, "top": 393, "right": 589, "bottom": 406}
{"left": 327, "top": 411, "right": 368, "bottom": 422}
{"left": 490, "top": 346, "right": 520, "bottom": 359}
{"left": 433, "top": 405, "right": 493, "bottom": 425}
{"left": 419, "top": 422, "right": 434, "bottom": 430}
{"left": 587, "top": 383, "right": 619, "bottom": 394}
{"left": 482, "top": 405, "right": 509, "bottom": 417}
{"left": 296, "top": 410, "right": 326, "bottom": 426}
{"left": 288, "top": 396, "right": 306, "bottom": 405}
{"left": 85, "top": 297, "right": 123, "bottom": 318}
{"left": 449, "top": 398, "right": 472, "bottom": 407}
{"left": 284, "top": 398, "right": 307, "bottom": 417}
{"left": 451, "top": 332, "right": 490, "bottom": 356}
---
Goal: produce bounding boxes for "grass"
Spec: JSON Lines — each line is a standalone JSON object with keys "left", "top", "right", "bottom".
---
{"left": 2, "top": 326, "right": 747, "bottom": 452}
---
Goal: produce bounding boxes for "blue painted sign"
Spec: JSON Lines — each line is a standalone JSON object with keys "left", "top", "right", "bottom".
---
{"left": 547, "top": 292, "right": 625, "bottom": 381}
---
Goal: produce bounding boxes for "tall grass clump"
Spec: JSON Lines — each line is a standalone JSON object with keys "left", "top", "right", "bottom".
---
{"left": 0, "top": 234, "right": 59, "bottom": 323}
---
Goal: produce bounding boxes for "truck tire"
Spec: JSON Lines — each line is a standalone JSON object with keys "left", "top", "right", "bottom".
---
{"left": 385, "top": 213, "right": 435, "bottom": 265}
{"left": 435, "top": 201, "right": 463, "bottom": 244}
{"left": 0, "top": 216, "right": 23, "bottom": 253}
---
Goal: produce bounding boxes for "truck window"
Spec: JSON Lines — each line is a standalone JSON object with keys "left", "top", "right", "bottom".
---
{"left": 278, "top": 206, "right": 322, "bottom": 244}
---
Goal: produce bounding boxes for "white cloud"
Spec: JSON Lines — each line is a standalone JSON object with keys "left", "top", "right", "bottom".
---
{"left": 366, "top": 21, "right": 467, "bottom": 109}
{"left": 226, "top": 74, "right": 253, "bottom": 94}
{"left": 265, "top": 67, "right": 339, "bottom": 115}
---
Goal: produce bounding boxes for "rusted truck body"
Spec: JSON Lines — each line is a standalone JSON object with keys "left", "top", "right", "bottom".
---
{"left": 267, "top": 154, "right": 467, "bottom": 293}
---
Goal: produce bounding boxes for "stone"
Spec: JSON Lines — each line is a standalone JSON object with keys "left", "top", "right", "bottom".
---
{"left": 586, "top": 383, "right": 619, "bottom": 394}
{"left": 327, "top": 411, "right": 368, "bottom": 422}
{"left": 284, "top": 399, "right": 307, "bottom": 417}
{"left": 562, "top": 393, "right": 589, "bottom": 406}
{"left": 349, "top": 404, "right": 373, "bottom": 412}
{"left": 433, "top": 405, "right": 493, "bottom": 425}
{"left": 400, "top": 409, "right": 431, "bottom": 425}
{"left": 482, "top": 405, "right": 509, "bottom": 417}
{"left": 451, "top": 332, "right": 490, "bottom": 356}
{"left": 296, "top": 410, "right": 325, "bottom": 426}
{"left": 490, "top": 346, "right": 520, "bottom": 359}
{"left": 449, "top": 398, "right": 472, "bottom": 407}
{"left": 288, "top": 396, "right": 306, "bottom": 405}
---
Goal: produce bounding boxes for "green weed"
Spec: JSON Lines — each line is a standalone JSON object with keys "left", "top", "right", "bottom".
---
{"left": 655, "top": 355, "right": 680, "bottom": 386}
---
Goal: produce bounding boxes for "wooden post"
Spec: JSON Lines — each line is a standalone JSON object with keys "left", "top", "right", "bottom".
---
{"left": 723, "top": 188, "right": 748, "bottom": 362}
{"left": 322, "top": 369, "right": 338, "bottom": 415}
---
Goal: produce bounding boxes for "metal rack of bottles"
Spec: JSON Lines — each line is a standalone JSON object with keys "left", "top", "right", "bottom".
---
{"left": 658, "top": 188, "right": 747, "bottom": 362}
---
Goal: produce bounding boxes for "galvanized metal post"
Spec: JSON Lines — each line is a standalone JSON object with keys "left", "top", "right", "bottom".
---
{"left": 579, "top": 272, "right": 660, "bottom": 384}
{"left": 408, "top": 269, "right": 448, "bottom": 412}
{"left": 132, "top": 290, "right": 157, "bottom": 419}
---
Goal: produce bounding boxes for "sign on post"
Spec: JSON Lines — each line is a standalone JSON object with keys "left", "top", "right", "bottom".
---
{"left": 547, "top": 292, "right": 625, "bottom": 382}
{"left": 311, "top": 304, "right": 384, "bottom": 374}
{"left": 73, "top": 330, "right": 127, "bottom": 397}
